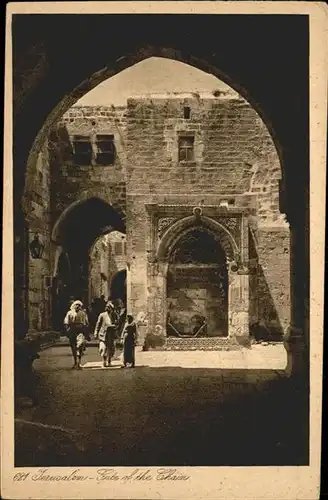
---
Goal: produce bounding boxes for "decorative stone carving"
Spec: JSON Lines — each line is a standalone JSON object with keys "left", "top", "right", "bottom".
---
{"left": 229, "top": 261, "right": 239, "bottom": 273}
{"left": 157, "top": 217, "right": 177, "bottom": 238}
{"left": 214, "top": 216, "right": 241, "bottom": 249}
{"left": 224, "top": 217, "right": 238, "bottom": 231}
{"left": 216, "top": 217, "right": 240, "bottom": 237}
{"left": 193, "top": 206, "right": 202, "bottom": 218}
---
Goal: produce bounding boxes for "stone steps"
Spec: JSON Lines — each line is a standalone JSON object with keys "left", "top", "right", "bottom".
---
{"left": 162, "top": 336, "right": 243, "bottom": 351}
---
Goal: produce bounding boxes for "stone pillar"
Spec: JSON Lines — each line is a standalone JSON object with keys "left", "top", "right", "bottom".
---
{"left": 144, "top": 260, "right": 167, "bottom": 349}
{"left": 27, "top": 224, "right": 53, "bottom": 332}
{"left": 146, "top": 259, "right": 157, "bottom": 337}
{"left": 284, "top": 224, "right": 308, "bottom": 377}
{"left": 228, "top": 262, "right": 250, "bottom": 345}
{"left": 126, "top": 200, "right": 148, "bottom": 325}
{"left": 14, "top": 210, "right": 29, "bottom": 340}
{"left": 155, "top": 262, "right": 168, "bottom": 332}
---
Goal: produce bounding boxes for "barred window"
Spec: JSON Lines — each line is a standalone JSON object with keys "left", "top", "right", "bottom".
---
{"left": 183, "top": 106, "right": 191, "bottom": 119}
{"left": 72, "top": 135, "right": 92, "bottom": 165}
{"left": 178, "top": 136, "right": 194, "bottom": 162}
{"left": 114, "top": 241, "right": 122, "bottom": 255}
{"left": 96, "top": 135, "right": 116, "bottom": 165}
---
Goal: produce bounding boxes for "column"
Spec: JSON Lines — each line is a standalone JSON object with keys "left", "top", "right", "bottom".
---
{"left": 144, "top": 260, "right": 167, "bottom": 349}
{"left": 14, "top": 210, "right": 29, "bottom": 340}
{"left": 228, "top": 262, "right": 250, "bottom": 345}
{"left": 284, "top": 224, "right": 308, "bottom": 377}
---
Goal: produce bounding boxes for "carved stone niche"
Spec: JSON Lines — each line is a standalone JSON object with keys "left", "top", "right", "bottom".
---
{"left": 144, "top": 203, "right": 251, "bottom": 344}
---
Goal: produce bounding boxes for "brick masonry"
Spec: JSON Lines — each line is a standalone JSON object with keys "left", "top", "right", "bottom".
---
{"left": 89, "top": 231, "right": 127, "bottom": 301}
{"left": 23, "top": 140, "right": 53, "bottom": 331}
{"left": 125, "top": 95, "right": 289, "bottom": 342}
{"left": 22, "top": 93, "right": 290, "bottom": 342}
{"left": 51, "top": 106, "right": 127, "bottom": 223}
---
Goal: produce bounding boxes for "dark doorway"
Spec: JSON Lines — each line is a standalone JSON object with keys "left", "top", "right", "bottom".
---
{"left": 110, "top": 270, "right": 127, "bottom": 306}
{"left": 167, "top": 229, "right": 228, "bottom": 337}
{"left": 52, "top": 251, "right": 72, "bottom": 330}
{"left": 52, "top": 197, "right": 126, "bottom": 315}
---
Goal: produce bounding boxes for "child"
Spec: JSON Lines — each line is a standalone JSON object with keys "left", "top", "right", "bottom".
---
{"left": 121, "top": 315, "right": 137, "bottom": 368}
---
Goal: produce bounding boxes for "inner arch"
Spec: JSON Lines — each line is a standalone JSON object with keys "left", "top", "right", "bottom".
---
{"left": 158, "top": 215, "right": 239, "bottom": 263}
{"left": 52, "top": 198, "right": 126, "bottom": 326}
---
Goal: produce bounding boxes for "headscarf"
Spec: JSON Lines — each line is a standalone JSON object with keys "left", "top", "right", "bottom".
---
{"left": 71, "top": 300, "right": 83, "bottom": 310}
{"left": 69, "top": 300, "right": 83, "bottom": 321}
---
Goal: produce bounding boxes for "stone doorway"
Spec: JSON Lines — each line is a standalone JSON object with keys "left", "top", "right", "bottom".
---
{"left": 145, "top": 205, "right": 251, "bottom": 347}
{"left": 110, "top": 269, "right": 127, "bottom": 306}
{"left": 166, "top": 229, "right": 228, "bottom": 337}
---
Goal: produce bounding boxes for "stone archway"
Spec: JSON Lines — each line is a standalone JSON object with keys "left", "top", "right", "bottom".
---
{"left": 145, "top": 205, "right": 250, "bottom": 346}
{"left": 12, "top": 14, "right": 310, "bottom": 374}
{"left": 52, "top": 197, "right": 126, "bottom": 312}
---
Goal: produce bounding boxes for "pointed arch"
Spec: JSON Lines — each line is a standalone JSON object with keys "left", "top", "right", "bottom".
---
{"left": 157, "top": 215, "right": 239, "bottom": 263}
{"left": 52, "top": 196, "right": 126, "bottom": 245}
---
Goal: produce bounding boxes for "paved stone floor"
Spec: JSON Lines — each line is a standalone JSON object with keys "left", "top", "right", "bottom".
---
{"left": 15, "top": 345, "right": 309, "bottom": 467}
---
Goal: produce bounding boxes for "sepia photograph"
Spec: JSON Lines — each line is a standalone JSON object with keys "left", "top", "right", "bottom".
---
{"left": 2, "top": 3, "right": 326, "bottom": 499}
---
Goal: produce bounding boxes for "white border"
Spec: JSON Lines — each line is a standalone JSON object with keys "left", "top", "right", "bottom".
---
{"left": 2, "top": 3, "right": 327, "bottom": 499}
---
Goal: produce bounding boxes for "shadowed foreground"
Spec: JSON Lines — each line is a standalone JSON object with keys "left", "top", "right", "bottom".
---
{"left": 15, "top": 346, "right": 309, "bottom": 467}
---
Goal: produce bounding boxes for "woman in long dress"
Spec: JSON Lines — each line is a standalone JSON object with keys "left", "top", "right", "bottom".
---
{"left": 64, "top": 300, "right": 89, "bottom": 369}
{"left": 121, "top": 314, "right": 137, "bottom": 368}
{"left": 94, "top": 301, "right": 117, "bottom": 367}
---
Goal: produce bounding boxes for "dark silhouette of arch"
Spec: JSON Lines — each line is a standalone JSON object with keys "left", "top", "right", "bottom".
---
{"left": 52, "top": 198, "right": 126, "bottom": 308}
{"left": 23, "top": 49, "right": 283, "bottom": 195}
{"left": 52, "top": 197, "right": 125, "bottom": 247}
{"left": 169, "top": 228, "right": 227, "bottom": 265}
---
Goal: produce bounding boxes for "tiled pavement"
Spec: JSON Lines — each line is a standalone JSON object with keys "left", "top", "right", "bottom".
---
{"left": 15, "top": 345, "right": 308, "bottom": 467}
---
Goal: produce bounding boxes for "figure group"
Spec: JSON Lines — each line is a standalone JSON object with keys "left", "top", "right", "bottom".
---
{"left": 63, "top": 298, "right": 137, "bottom": 370}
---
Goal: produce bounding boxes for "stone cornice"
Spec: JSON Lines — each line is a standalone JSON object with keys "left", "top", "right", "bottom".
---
{"left": 145, "top": 203, "right": 253, "bottom": 218}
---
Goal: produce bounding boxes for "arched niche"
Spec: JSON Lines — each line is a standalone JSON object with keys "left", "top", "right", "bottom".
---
{"left": 157, "top": 215, "right": 240, "bottom": 265}
{"left": 148, "top": 213, "right": 249, "bottom": 343}
{"left": 166, "top": 227, "right": 229, "bottom": 337}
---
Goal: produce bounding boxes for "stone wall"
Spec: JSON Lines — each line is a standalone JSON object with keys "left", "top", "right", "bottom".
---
{"left": 23, "top": 140, "right": 53, "bottom": 331}
{"left": 126, "top": 95, "right": 283, "bottom": 220}
{"left": 26, "top": 94, "right": 290, "bottom": 338}
{"left": 125, "top": 95, "right": 290, "bottom": 337}
{"left": 255, "top": 227, "right": 290, "bottom": 337}
{"left": 89, "top": 232, "right": 127, "bottom": 301}
{"left": 89, "top": 237, "right": 112, "bottom": 301}
{"left": 51, "top": 106, "right": 127, "bottom": 224}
